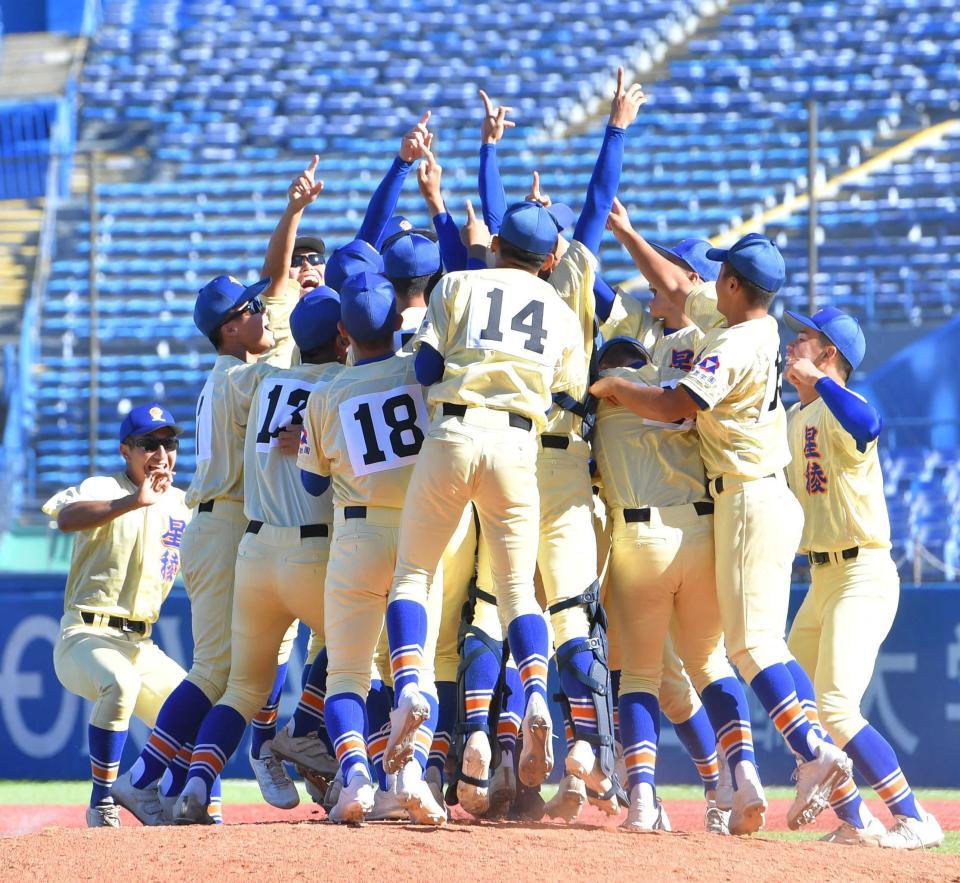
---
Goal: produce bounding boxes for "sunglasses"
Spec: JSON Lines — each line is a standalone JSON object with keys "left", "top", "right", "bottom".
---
{"left": 220, "top": 296, "right": 265, "bottom": 328}
{"left": 130, "top": 436, "right": 180, "bottom": 452}
{"left": 291, "top": 252, "right": 325, "bottom": 268}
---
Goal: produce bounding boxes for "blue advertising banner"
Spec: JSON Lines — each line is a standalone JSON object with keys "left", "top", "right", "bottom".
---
{"left": 1, "top": 576, "right": 958, "bottom": 788}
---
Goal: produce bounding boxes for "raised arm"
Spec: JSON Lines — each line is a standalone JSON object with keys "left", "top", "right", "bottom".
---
{"left": 572, "top": 66, "right": 646, "bottom": 256}
{"left": 260, "top": 155, "right": 324, "bottom": 299}
{"left": 358, "top": 111, "right": 432, "bottom": 248}
{"left": 477, "top": 89, "right": 513, "bottom": 233}
{"left": 57, "top": 469, "right": 173, "bottom": 533}
{"left": 418, "top": 146, "right": 468, "bottom": 271}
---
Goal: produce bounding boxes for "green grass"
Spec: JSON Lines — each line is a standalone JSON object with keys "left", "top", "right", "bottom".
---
{"left": 757, "top": 830, "right": 960, "bottom": 855}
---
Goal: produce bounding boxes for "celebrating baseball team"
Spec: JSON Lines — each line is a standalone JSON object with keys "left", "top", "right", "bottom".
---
{"left": 44, "top": 67, "right": 943, "bottom": 850}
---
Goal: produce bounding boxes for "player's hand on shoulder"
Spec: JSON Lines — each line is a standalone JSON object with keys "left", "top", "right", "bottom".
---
{"left": 287, "top": 154, "right": 324, "bottom": 211}
{"left": 461, "top": 199, "right": 491, "bottom": 249}
{"left": 608, "top": 65, "right": 646, "bottom": 129}
{"left": 606, "top": 197, "right": 635, "bottom": 241}
{"left": 276, "top": 424, "right": 302, "bottom": 456}
{"left": 479, "top": 89, "right": 516, "bottom": 145}
{"left": 400, "top": 111, "right": 433, "bottom": 163}
{"left": 525, "top": 170, "right": 552, "bottom": 207}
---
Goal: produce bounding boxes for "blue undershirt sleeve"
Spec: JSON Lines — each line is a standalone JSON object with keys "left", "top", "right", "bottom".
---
{"left": 358, "top": 155, "right": 414, "bottom": 248}
{"left": 433, "top": 211, "right": 468, "bottom": 271}
{"left": 415, "top": 343, "right": 445, "bottom": 386}
{"left": 573, "top": 125, "right": 626, "bottom": 256}
{"left": 593, "top": 276, "right": 616, "bottom": 322}
{"left": 478, "top": 144, "right": 507, "bottom": 234}
{"left": 815, "top": 377, "right": 882, "bottom": 450}
{"left": 300, "top": 471, "right": 331, "bottom": 497}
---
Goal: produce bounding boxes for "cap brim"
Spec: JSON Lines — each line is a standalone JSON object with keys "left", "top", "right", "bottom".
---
{"left": 783, "top": 310, "right": 819, "bottom": 335}
{"left": 547, "top": 203, "right": 577, "bottom": 231}
{"left": 126, "top": 421, "right": 183, "bottom": 439}
{"left": 651, "top": 242, "right": 692, "bottom": 270}
{"left": 233, "top": 277, "right": 271, "bottom": 309}
{"left": 598, "top": 335, "right": 651, "bottom": 364}
{"left": 704, "top": 247, "right": 728, "bottom": 262}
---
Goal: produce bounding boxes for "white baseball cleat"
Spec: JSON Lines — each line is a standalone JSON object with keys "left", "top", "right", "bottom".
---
{"left": 173, "top": 778, "right": 215, "bottom": 826}
{"left": 519, "top": 692, "right": 553, "bottom": 788}
{"left": 367, "top": 775, "right": 408, "bottom": 821}
{"left": 111, "top": 772, "right": 166, "bottom": 826}
{"left": 249, "top": 743, "right": 300, "bottom": 810}
{"left": 729, "top": 760, "right": 767, "bottom": 835}
{"left": 383, "top": 687, "right": 430, "bottom": 775}
{"left": 269, "top": 721, "right": 338, "bottom": 781}
{"left": 487, "top": 750, "right": 517, "bottom": 819}
{"left": 457, "top": 730, "right": 491, "bottom": 817}
{"left": 329, "top": 767, "right": 375, "bottom": 825}
{"left": 394, "top": 760, "right": 446, "bottom": 826}
{"left": 820, "top": 816, "right": 886, "bottom": 846}
{"left": 86, "top": 800, "right": 121, "bottom": 828}
{"left": 157, "top": 789, "right": 177, "bottom": 824}
{"left": 879, "top": 810, "right": 944, "bottom": 850}
{"left": 321, "top": 771, "right": 343, "bottom": 814}
{"left": 715, "top": 745, "right": 734, "bottom": 810}
{"left": 544, "top": 773, "right": 587, "bottom": 822}
{"left": 704, "top": 800, "right": 731, "bottom": 835}
{"left": 424, "top": 765, "right": 446, "bottom": 813}
{"left": 622, "top": 782, "right": 665, "bottom": 833}
{"left": 565, "top": 740, "right": 620, "bottom": 815}
{"left": 788, "top": 742, "right": 853, "bottom": 830}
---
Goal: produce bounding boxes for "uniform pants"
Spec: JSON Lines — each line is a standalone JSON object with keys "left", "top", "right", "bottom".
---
{"left": 787, "top": 547, "right": 899, "bottom": 746}
{"left": 391, "top": 409, "right": 541, "bottom": 625}
{"left": 435, "top": 506, "right": 478, "bottom": 683}
{"left": 712, "top": 475, "right": 804, "bottom": 682}
{"left": 54, "top": 611, "right": 186, "bottom": 731}
{"left": 218, "top": 525, "right": 328, "bottom": 721}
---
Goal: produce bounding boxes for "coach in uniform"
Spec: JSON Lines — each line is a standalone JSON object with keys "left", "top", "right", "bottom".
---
{"left": 44, "top": 404, "right": 190, "bottom": 827}
{"left": 783, "top": 306, "right": 943, "bottom": 850}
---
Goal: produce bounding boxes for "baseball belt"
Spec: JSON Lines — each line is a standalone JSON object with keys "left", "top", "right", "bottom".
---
{"left": 441, "top": 402, "right": 533, "bottom": 432}
{"left": 541, "top": 434, "right": 570, "bottom": 450}
{"left": 80, "top": 611, "right": 147, "bottom": 635}
{"left": 245, "top": 520, "right": 329, "bottom": 538}
{"left": 808, "top": 546, "right": 859, "bottom": 566}
{"left": 623, "top": 501, "right": 714, "bottom": 522}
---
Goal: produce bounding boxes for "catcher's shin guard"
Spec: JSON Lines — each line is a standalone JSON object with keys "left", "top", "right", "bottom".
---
{"left": 445, "top": 584, "right": 508, "bottom": 806}
{"left": 549, "top": 580, "right": 623, "bottom": 802}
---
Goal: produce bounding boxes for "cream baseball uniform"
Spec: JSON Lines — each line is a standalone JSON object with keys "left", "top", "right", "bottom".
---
{"left": 390, "top": 267, "right": 584, "bottom": 630}
{"left": 593, "top": 342, "right": 732, "bottom": 699}
{"left": 215, "top": 361, "right": 342, "bottom": 721}
{"left": 678, "top": 313, "right": 803, "bottom": 682}
{"left": 785, "top": 394, "right": 898, "bottom": 745}
{"left": 45, "top": 474, "right": 190, "bottom": 731}
{"left": 298, "top": 353, "right": 443, "bottom": 700}
{"left": 181, "top": 291, "right": 297, "bottom": 701}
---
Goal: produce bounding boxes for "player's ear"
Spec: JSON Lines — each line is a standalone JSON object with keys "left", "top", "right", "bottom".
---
{"left": 490, "top": 235, "right": 500, "bottom": 254}
{"left": 539, "top": 251, "right": 558, "bottom": 273}
{"left": 393, "top": 312, "right": 403, "bottom": 331}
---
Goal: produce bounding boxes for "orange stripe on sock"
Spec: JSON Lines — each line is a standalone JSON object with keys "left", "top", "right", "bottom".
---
{"left": 191, "top": 751, "right": 225, "bottom": 773}
{"left": 830, "top": 776, "right": 858, "bottom": 803}
{"left": 624, "top": 747, "right": 656, "bottom": 767}
{"left": 875, "top": 772, "right": 909, "bottom": 803}
{"left": 298, "top": 691, "right": 324, "bottom": 714}
{"left": 335, "top": 736, "right": 366, "bottom": 762}
{"left": 695, "top": 759, "right": 720, "bottom": 779}
{"left": 146, "top": 732, "right": 178, "bottom": 761}
{"left": 253, "top": 708, "right": 278, "bottom": 726}
{"left": 719, "top": 726, "right": 753, "bottom": 754}
{"left": 773, "top": 703, "right": 806, "bottom": 733}
{"left": 519, "top": 659, "right": 547, "bottom": 683}
{"left": 366, "top": 735, "right": 389, "bottom": 756}
{"left": 90, "top": 763, "right": 118, "bottom": 781}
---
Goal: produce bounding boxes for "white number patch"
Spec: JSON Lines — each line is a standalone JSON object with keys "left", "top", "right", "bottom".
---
{"left": 255, "top": 379, "right": 315, "bottom": 454}
{"left": 465, "top": 286, "right": 557, "bottom": 366}
{"left": 195, "top": 379, "right": 214, "bottom": 463}
{"left": 339, "top": 384, "right": 429, "bottom": 476}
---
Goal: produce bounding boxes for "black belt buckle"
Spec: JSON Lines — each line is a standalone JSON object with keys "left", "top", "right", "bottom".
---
{"left": 842, "top": 546, "right": 859, "bottom": 561}
{"left": 300, "top": 524, "right": 329, "bottom": 539}
{"left": 541, "top": 434, "right": 569, "bottom": 450}
{"left": 442, "top": 403, "right": 467, "bottom": 417}
{"left": 508, "top": 412, "right": 533, "bottom": 431}
{"left": 246, "top": 520, "right": 263, "bottom": 535}
{"left": 809, "top": 551, "right": 830, "bottom": 566}
{"left": 81, "top": 611, "right": 145, "bottom": 634}
{"left": 198, "top": 500, "right": 215, "bottom": 513}
{"left": 623, "top": 508, "right": 651, "bottom": 523}
{"left": 344, "top": 506, "right": 367, "bottom": 519}
{"left": 693, "top": 501, "right": 715, "bottom": 516}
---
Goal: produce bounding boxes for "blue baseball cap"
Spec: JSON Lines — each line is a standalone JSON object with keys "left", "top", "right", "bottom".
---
{"left": 290, "top": 287, "right": 341, "bottom": 351}
{"left": 499, "top": 201, "right": 562, "bottom": 256}
{"left": 383, "top": 232, "right": 441, "bottom": 279}
{"left": 706, "top": 233, "right": 786, "bottom": 293}
{"left": 340, "top": 272, "right": 397, "bottom": 343}
{"left": 783, "top": 306, "right": 866, "bottom": 370}
{"left": 119, "top": 403, "right": 182, "bottom": 442}
{"left": 380, "top": 215, "right": 413, "bottom": 244}
{"left": 652, "top": 238, "right": 722, "bottom": 282}
{"left": 194, "top": 275, "right": 270, "bottom": 338}
{"left": 597, "top": 335, "right": 652, "bottom": 367}
{"left": 325, "top": 239, "right": 385, "bottom": 292}
{"left": 546, "top": 202, "right": 577, "bottom": 232}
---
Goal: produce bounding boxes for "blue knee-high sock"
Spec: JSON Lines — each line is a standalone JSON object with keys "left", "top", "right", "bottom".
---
{"left": 89, "top": 725, "right": 127, "bottom": 806}
{"left": 844, "top": 724, "right": 921, "bottom": 821}
{"left": 618, "top": 692, "right": 659, "bottom": 794}
{"left": 251, "top": 661, "right": 289, "bottom": 760}
{"left": 557, "top": 638, "right": 602, "bottom": 748}
{"left": 291, "top": 648, "right": 328, "bottom": 738}
{"left": 507, "top": 614, "right": 549, "bottom": 703}
{"left": 750, "top": 662, "right": 818, "bottom": 762}
{"left": 463, "top": 633, "right": 502, "bottom": 734}
{"left": 159, "top": 742, "right": 193, "bottom": 798}
{"left": 326, "top": 692, "right": 369, "bottom": 782}
{"left": 611, "top": 669, "right": 622, "bottom": 744}
{"left": 185, "top": 705, "right": 247, "bottom": 800}
{"left": 700, "top": 676, "right": 756, "bottom": 783}
{"left": 129, "top": 680, "right": 211, "bottom": 788}
{"left": 366, "top": 679, "right": 393, "bottom": 790}
{"left": 207, "top": 776, "right": 223, "bottom": 824}
{"left": 673, "top": 707, "right": 721, "bottom": 797}
{"left": 386, "top": 599, "right": 427, "bottom": 698}
{"left": 498, "top": 666, "right": 524, "bottom": 755}
{"left": 413, "top": 692, "right": 439, "bottom": 772}
{"left": 428, "top": 681, "right": 457, "bottom": 775}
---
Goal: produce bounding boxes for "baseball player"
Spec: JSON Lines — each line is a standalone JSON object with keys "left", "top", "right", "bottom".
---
{"left": 172, "top": 290, "right": 345, "bottom": 824}
{"left": 297, "top": 272, "right": 446, "bottom": 825}
{"left": 382, "top": 198, "right": 585, "bottom": 795}
{"left": 591, "top": 335, "right": 752, "bottom": 833}
{"left": 111, "top": 272, "right": 299, "bottom": 824}
{"left": 461, "top": 70, "right": 646, "bottom": 814}
{"left": 590, "top": 233, "right": 852, "bottom": 833}
{"left": 44, "top": 404, "right": 190, "bottom": 827}
{"left": 381, "top": 228, "right": 443, "bottom": 351}
{"left": 783, "top": 307, "right": 943, "bottom": 849}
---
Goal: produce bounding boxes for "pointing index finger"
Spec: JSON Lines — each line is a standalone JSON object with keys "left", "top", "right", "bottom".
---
{"left": 479, "top": 89, "right": 494, "bottom": 116}
{"left": 307, "top": 154, "right": 319, "bottom": 175}
{"left": 616, "top": 65, "right": 624, "bottom": 96}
